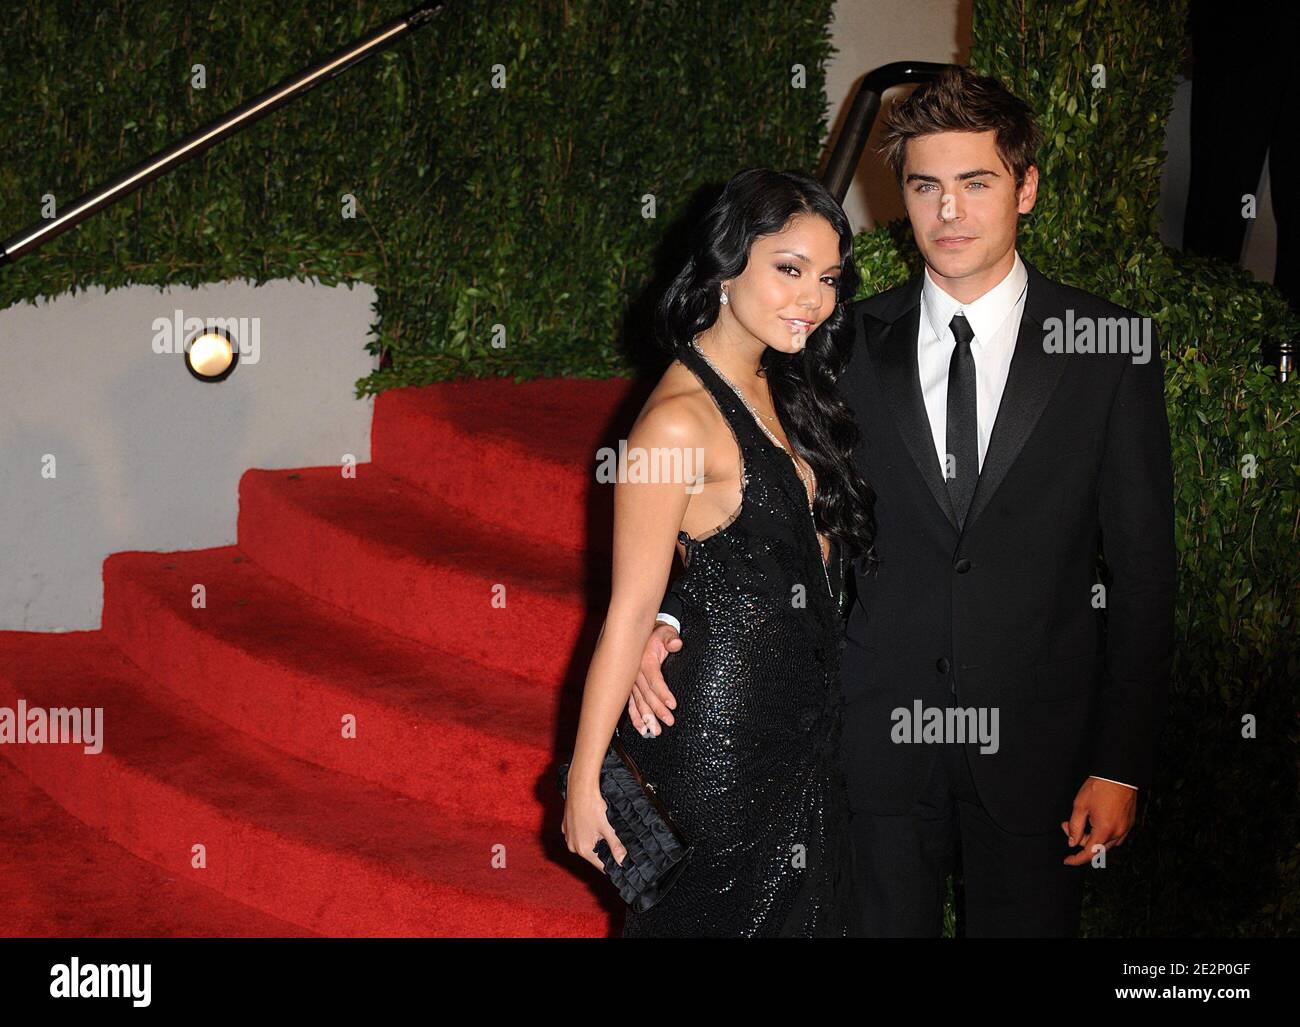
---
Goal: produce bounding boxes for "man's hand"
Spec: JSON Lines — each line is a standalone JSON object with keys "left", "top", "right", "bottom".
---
{"left": 627, "top": 622, "right": 683, "bottom": 737}
{"left": 1061, "top": 777, "right": 1137, "bottom": 865}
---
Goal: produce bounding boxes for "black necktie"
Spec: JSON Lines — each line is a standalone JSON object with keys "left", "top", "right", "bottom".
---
{"left": 945, "top": 312, "right": 978, "bottom": 528}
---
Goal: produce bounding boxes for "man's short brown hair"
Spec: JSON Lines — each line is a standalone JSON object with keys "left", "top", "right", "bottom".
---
{"left": 878, "top": 65, "right": 1043, "bottom": 189}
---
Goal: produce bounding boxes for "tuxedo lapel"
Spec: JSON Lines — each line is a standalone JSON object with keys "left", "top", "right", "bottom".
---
{"left": 959, "top": 258, "right": 1068, "bottom": 534}
{"left": 863, "top": 273, "right": 960, "bottom": 532}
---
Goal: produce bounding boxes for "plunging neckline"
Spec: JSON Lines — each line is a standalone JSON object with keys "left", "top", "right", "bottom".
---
{"left": 687, "top": 339, "right": 832, "bottom": 574}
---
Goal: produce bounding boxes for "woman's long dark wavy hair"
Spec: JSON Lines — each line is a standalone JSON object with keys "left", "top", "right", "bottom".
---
{"left": 654, "top": 167, "right": 878, "bottom": 571}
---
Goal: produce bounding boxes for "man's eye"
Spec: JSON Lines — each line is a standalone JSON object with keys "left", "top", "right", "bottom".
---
{"left": 968, "top": 181, "right": 987, "bottom": 189}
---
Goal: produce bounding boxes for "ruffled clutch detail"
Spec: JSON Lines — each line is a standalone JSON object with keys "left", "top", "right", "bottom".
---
{"left": 558, "top": 728, "right": 694, "bottom": 911}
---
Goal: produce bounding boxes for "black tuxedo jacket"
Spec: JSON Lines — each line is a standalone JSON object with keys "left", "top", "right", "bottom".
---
{"left": 659, "top": 257, "right": 1176, "bottom": 834}
{"left": 842, "top": 256, "right": 1174, "bottom": 833}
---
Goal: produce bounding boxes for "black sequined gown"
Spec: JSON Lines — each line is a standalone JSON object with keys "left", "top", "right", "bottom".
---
{"left": 617, "top": 340, "right": 860, "bottom": 937}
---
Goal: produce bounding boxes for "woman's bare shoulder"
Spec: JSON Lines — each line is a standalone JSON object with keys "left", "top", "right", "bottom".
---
{"left": 630, "top": 360, "right": 715, "bottom": 447}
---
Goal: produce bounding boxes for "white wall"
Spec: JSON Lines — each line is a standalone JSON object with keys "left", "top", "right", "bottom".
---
{"left": 0, "top": 278, "right": 377, "bottom": 629}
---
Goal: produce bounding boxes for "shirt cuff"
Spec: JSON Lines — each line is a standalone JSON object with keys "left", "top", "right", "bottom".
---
{"left": 655, "top": 612, "right": 681, "bottom": 633}
{"left": 1089, "top": 775, "right": 1138, "bottom": 790}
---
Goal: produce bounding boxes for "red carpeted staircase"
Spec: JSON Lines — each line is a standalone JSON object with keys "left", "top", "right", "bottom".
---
{"left": 0, "top": 374, "right": 654, "bottom": 937}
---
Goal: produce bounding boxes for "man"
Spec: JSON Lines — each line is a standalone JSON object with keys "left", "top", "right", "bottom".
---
{"left": 631, "top": 66, "right": 1176, "bottom": 936}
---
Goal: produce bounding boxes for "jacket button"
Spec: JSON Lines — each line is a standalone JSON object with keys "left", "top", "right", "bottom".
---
{"left": 936, "top": 657, "right": 951, "bottom": 674}
{"left": 954, "top": 558, "right": 971, "bottom": 573}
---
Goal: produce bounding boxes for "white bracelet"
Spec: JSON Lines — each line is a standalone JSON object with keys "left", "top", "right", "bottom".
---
{"left": 655, "top": 612, "right": 681, "bottom": 633}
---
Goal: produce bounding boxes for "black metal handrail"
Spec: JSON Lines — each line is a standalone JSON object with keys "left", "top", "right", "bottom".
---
{"left": 0, "top": 2, "right": 446, "bottom": 269}
{"left": 821, "top": 60, "right": 951, "bottom": 202}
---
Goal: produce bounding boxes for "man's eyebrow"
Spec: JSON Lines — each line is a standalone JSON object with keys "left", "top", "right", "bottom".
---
{"left": 904, "top": 168, "right": 1002, "bottom": 183}
{"left": 773, "top": 249, "right": 843, "bottom": 272}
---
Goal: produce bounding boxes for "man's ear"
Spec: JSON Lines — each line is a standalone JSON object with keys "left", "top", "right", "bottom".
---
{"left": 1017, "top": 164, "right": 1039, "bottom": 215}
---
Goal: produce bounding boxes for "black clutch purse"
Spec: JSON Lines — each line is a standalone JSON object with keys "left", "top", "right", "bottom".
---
{"left": 557, "top": 722, "right": 694, "bottom": 912}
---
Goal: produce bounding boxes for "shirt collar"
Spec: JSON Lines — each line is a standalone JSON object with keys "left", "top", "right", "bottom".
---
{"left": 921, "top": 249, "right": 1028, "bottom": 347}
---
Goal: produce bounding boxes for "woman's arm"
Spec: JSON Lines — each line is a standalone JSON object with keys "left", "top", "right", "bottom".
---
{"left": 562, "top": 395, "right": 701, "bottom": 870}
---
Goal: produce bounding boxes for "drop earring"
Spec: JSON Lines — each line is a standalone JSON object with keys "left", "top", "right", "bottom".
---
{"left": 719, "top": 286, "right": 729, "bottom": 305}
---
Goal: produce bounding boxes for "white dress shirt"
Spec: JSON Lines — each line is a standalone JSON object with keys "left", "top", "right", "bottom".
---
{"left": 656, "top": 249, "right": 1136, "bottom": 791}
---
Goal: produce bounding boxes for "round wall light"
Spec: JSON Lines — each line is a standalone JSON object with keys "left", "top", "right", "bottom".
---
{"left": 185, "top": 326, "right": 239, "bottom": 382}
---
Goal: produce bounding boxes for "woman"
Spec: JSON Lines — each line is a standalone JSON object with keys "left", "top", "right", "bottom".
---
{"left": 561, "top": 168, "right": 877, "bottom": 936}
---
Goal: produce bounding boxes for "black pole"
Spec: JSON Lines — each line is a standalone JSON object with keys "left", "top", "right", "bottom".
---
{"left": 821, "top": 61, "right": 951, "bottom": 203}
{"left": 0, "top": 2, "right": 446, "bottom": 267}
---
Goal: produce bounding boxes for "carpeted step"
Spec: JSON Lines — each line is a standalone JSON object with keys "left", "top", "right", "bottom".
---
{"left": 99, "top": 545, "right": 569, "bottom": 833}
{"left": 236, "top": 463, "right": 607, "bottom": 688}
{"left": 371, "top": 377, "right": 649, "bottom": 556}
{"left": 0, "top": 757, "right": 316, "bottom": 937}
{"left": 0, "top": 631, "right": 617, "bottom": 937}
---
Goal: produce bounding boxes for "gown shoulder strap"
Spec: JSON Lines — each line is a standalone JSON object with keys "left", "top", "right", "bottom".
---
{"left": 675, "top": 340, "right": 769, "bottom": 451}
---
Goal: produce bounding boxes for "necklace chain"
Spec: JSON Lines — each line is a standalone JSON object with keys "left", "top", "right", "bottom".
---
{"left": 689, "top": 336, "right": 832, "bottom": 593}
{"left": 689, "top": 336, "right": 813, "bottom": 501}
